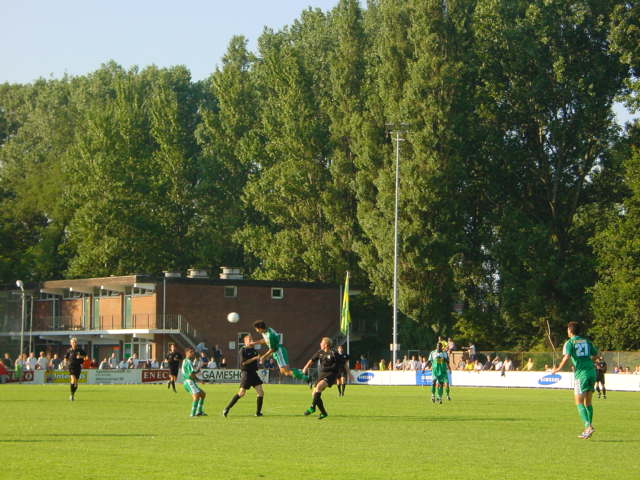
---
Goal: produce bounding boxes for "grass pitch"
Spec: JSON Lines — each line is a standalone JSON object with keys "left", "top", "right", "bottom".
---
{"left": 1, "top": 384, "right": 638, "bottom": 480}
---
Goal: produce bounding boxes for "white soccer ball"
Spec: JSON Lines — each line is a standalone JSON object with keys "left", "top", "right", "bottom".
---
{"left": 227, "top": 312, "right": 240, "bottom": 324}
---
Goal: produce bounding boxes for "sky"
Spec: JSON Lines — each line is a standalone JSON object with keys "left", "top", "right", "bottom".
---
{"left": 0, "top": 0, "right": 340, "bottom": 84}
{"left": 0, "top": 0, "right": 637, "bottom": 124}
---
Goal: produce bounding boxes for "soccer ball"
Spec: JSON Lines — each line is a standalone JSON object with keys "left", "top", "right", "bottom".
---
{"left": 227, "top": 312, "right": 240, "bottom": 324}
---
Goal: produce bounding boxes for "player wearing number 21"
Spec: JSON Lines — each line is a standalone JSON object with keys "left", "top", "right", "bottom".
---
{"left": 551, "top": 321, "right": 598, "bottom": 439}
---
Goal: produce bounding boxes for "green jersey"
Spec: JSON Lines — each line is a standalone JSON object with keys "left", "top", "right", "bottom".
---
{"left": 181, "top": 358, "right": 194, "bottom": 380}
{"left": 262, "top": 327, "right": 281, "bottom": 351}
{"left": 563, "top": 336, "right": 597, "bottom": 374}
{"left": 428, "top": 350, "right": 449, "bottom": 377}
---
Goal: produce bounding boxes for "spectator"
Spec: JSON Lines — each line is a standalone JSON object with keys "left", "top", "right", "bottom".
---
{"left": 483, "top": 355, "right": 493, "bottom": 370}
{"left": 474, "top": 360, "right": 483, "bottom": 372}
{"left": 196, "top": 351, "right": 208, "bottom": 370}
{"left": 207, "top": 358, "right": 218, "bottom": 369}
{"left": 127, "top": 353, "right": 139, "bottom": 369}
{"left": 360, "top": 354, "right": 369, "bottom": 370}
{"left": 0, "top": 360, "right": 8, "bottom": 383}
{"left": 149, "top": 358, "right": 159, "bottom": 368}
{"left": 544, "top": 364, "right": 553, "bottom": 372}
{"left": 35, "top": 351, "right": 49, "bottom": 370}
{"left": 410, "top": 355, "right": 421, "bottom": 370}
{"left": 464, "top": 360, "right": 474, "bottom": 371}
{"left": 212, "top": 344, "right": 222, "bottom": 364}
{"left": 50, "top": 353, "right": 62, "bottom": 370}
{"left": 394, "top": 358, "right": 403, "bottom": 370}
{"left": 633, "top": 365, "right": 640, "bottom": 375}
{"left": 387, "top": 360, "right": 394, "bottom": 370}
{"left": 354, "top": 360, "right": 362, "bottom": 370}
{"left": 378, "top": 359, "right": 386, "bottom": 371}
{"left": 494, "top": 357, "right": 504, "bottom": 371}
{"left": 25, "top": 352, "right": 37, "bottom": 370}
{"left": 420, "top": 356, "right": 429, "bottom": 370}
{"left": 401, "top": 355, "right": 410, "bottom": 370}
{"left": 108, "top": 353, "right": 119, "bottom": 369}
{"left": 118, "top": 358, "right": 128, "bottom": 369}
{"left": 457, "top": 359, "right": 466, "bottom": 370}
{"left": 59, "top": 357, "right": 69, "bottom": 370}
{"left": 160, "top": 358, "right": 169, "bottom": 369}
{"left": 503, "top": 357, "right": 513, "bottom": 371}
{"left": 523, "top": 357, "right": 534, "bottom": 371}
{"left": 613, "top": 365, "right": 621, "bottom": 373}
{"left": 2, "top": 353, "right": 12, "bottom": 368}
{"left": 98, "top": 357, "right": 110, "bottom": 369}
{"left": 220, "top": 357, "right": 227, "bottom": 368}
{"left": 14, "top": 354, "right": 26, "bottom": 381}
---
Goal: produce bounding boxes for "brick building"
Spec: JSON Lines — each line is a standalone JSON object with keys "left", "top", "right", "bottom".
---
{"left": 0, "top": 268, "right": 341, "bottom": 367}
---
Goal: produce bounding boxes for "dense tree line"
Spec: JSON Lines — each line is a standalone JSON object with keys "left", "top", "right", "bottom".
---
{"left": 1, "top": 0, "right": 639, "bottom": 350}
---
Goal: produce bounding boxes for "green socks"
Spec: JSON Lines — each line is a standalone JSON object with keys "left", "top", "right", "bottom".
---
{"left": 437, "top": 385, "right": 443, "bottom": 399}
{"left": 577, "top": 404, "right": 590, "bottom": 427}
{"left": 292, "top": 368, "right": 309, "bottom": 381}
{"left": 587, "top": 405, "right": 593, "bottom": 424}
{"left": 196, "top": 398, "right": 204, "bottom": 415}
{"left": 191, "top": 401, "right": 198, "bottom": 416}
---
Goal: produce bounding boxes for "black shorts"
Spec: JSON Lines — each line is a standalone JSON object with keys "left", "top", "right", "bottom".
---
{"left": 317, "top": 371, "right": 338, "bottom": 388}
{"left": 69, "top": 367, "right": 82, "bottom": 378}
{"left": 169, "top": 366, "right": 180, "bottom": 377}
{"left": 596, "top": 372, "right": 605, "bottom": 383}
{"left": 338, "top": 366, "right": 349, "bottom": 379}
{"left": 240, "top": 371, "right": 263, "bottom": 390}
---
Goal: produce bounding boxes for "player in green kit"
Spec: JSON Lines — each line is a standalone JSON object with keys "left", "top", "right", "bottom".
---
{"left": 181, "top": 348, "right": 207, "bottom": 417}
{"left": 551, "top": 321, "right": 598, "bottom": 439}
{"left": 428, "top": 343, "right": 451, "bottom": 404}
{"left": 251, "top": 321, "right": 309, "bottom": 382}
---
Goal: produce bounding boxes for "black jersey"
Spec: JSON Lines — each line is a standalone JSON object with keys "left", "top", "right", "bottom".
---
{"left": 336, "top": 352, "right": 349, "bottom": 368}
{"left": 311, "top": 349, "right": 339, "bottom": 376}
{"left": 166, "top": 351, "right": 183, "bottom": 368}
{"left": 240, "top": 347, "right": 259, "bottom": 373}
{"left": 595, "top": 360, "right": 607, "bottom": 373}
{"left": 65, "top": 348, "right": 86, "bottom": 369}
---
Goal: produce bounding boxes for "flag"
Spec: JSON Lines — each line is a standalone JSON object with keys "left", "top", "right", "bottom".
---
{"left": 340, "top": 272, "right": 351, "bottom": 334}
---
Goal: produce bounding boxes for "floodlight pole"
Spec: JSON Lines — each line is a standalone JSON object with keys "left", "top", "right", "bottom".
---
{"left": 16, "top": 280, "right": 25, "bottom": 355}
{"left": 386, "top": 124, "right": 407, "bottom": 370}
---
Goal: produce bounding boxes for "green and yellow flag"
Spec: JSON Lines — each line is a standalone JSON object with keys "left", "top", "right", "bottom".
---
{"left": 340, "top": 272, "right": 351, "bottom": 334}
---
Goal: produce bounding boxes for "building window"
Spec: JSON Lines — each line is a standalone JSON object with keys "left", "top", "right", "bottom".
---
{"left": 224, "top": 286, "right": 237, "bottom": 298}
{"left": 271, "top": 287, "right": 284, "bottom": 299}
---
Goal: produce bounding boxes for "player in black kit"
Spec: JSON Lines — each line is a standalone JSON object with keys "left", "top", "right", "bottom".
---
{"left": 165, "top": 343, "right": 183, "bottom": 393}
{"left": 301, "top": 337, "right": 339, "bottom": 420}
{"left": 335, "top": 344, "right": 350, "bottom": 397}
{"left": 223, "top": 334, "right": 265, "bottom": 417}
{"left": 64, "top": 337, "right": 86, "bottom": 401}
{"left": 595, "top": 355, "right": 607, "bottom": 399}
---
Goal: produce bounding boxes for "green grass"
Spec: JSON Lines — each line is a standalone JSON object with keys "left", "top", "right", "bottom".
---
{"left": 1, "top": 384, "right": 638, "bottom": 480}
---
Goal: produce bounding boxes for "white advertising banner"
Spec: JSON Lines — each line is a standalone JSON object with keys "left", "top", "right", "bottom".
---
{"left": 193, "top": 368, "right": 270, "bottom": 384}
{"left": 88, "top": 369, "right": 145, "bottom": 384}
{"left": 349, "top": 370, "right": 640, "bottom": 391}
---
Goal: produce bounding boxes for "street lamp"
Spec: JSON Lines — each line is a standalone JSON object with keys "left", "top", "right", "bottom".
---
{"left": 16, "top": 280, "right": 25, "bottom": 355}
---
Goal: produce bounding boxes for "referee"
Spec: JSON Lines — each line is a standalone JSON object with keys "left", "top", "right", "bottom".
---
{"left": 64, "top": 337, "right": 86, "bottom": 401}
{"left": 335, "top": 344, "right": 350, "bottom": 397}
{"left": 166, "top": 343, "right": 183, "bottom": 393}
{"left": 595, "top": 355, "right": 607, "bottom": 399}
{"left": 302, "top": 337, "right": 339, "bottom": 420}
{"left": 223, "top": 334, "right": 264, "bottom": 417}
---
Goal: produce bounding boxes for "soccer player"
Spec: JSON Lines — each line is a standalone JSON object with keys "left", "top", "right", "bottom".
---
{"left": 64, "top": 337, "right": 86, "bottom": 401}
{"left": 165, "top": 343, "right": 183, "bottom": 393}
{"left": 181, "top": 348, "right": 207, "bottom": 417}
{"left": 251, "top": 321, "right": 309, "bottom": 382}
{"left": 335, "top": 344, "right": 350, "bottom": 397}
{"left": 594, "top": 355, "right": 607, "bottom": 399}
{"left": 551, "top": 321, "right": 598, "bottom": 439}
{"left": 223, "top": 334, "right": 265, "bottom": 417}
{"left": 428, "top": 342, "right": 451, "bottom": 403}
{"left": 301, "top": 337, "right": 339, "bottom": 420}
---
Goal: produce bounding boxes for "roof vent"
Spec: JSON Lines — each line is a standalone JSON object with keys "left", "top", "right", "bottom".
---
{"left": 220, "top": 267, "right": 244, "bottom": 280}
{"left": 187, "top": 268, "right": 209, "bottom": 279}
{"left": 163, "top": 271, "right": 182, "bottom": 279}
